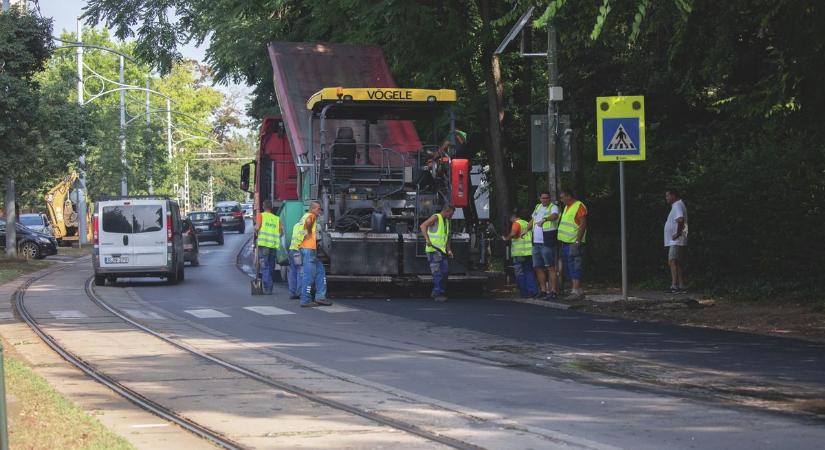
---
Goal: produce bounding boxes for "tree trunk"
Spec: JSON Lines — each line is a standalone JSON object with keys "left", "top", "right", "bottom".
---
{"left": 571, "top": 129, "right": 585, "bottom": 198}
{"left": 5, "top": 178, "right": 17, "bottom": 258}
{"left": 479, "top": 0, "right": 511, "bottom": 231}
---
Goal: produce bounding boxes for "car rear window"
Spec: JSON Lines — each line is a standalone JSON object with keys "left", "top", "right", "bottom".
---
{"left": 216, "top": 205, "right": 240, "bottom": 213}
{"left": 189, "top": 212, "right": 215, "bottom": 221}
{"left": 102, "top": 205, "right": 164, "bottom": 234}
{"left": 20, "top": 216, "right": 44, "bottom": 226}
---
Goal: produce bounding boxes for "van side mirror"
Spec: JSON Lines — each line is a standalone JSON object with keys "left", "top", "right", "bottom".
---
{"left": 240, "top": 163, "right": 252, "bottom": 192}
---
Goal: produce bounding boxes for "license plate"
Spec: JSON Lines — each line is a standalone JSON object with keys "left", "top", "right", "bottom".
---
{"left": 221, "top": 217, "right": 230, "bottom": 221}
{"left": 196, "top": 225, "right": 208, "bottom": 231}
{"left": 104, "top": 256, "right": 128, "bottom": 264}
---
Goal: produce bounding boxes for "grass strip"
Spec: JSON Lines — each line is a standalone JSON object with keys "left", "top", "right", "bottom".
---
{"left": 4, "top": 352, "right": 135, "bottom": 450}
{"left": 0, "top": 258, "right": 53, "bottom": 285}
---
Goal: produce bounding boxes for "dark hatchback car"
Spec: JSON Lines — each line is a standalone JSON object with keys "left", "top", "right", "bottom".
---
{"left": 214, "top": 201, "right": 245, "bottom": 233}
{"left": 188, "top": 211, "right": 224, "bottom": 245}
{"left": 0, "top": 220, "right": 58, "bottom": 259}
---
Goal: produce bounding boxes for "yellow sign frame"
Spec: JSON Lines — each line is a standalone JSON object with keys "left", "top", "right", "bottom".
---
{"left": 596, "top": 95, "right": 646, "bottom": 162}
{"left": 307, "top": 87, "right": 457, "bottom": 111}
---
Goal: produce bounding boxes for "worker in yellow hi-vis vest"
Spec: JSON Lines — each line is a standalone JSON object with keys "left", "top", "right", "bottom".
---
{"left": 503, "top": 211, "right": 539, "bottom": 298}
{"left": 558, "top": 189, "right": 588, "bottom": 301}
{"left": 255, "top": 200, "right": 284, "bottom": 295}
{"left": 420, "top": 204, "right": 455, "bottom": 302}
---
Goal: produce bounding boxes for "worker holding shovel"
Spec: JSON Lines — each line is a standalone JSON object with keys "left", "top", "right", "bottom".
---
{"left": 420, "top": 204, "right": 455, "bottom": 302}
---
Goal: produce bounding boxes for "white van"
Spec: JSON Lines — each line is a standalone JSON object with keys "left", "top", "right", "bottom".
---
{"left": 93, "top": 197, "right": 185, "bottom": 286}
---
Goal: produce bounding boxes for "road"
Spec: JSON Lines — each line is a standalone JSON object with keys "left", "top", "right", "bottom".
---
{"left": 95, "top": 221, "right": 825, "bottom": 449}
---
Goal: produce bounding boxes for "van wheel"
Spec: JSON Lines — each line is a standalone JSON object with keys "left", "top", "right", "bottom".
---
{"left": 167, "top": 268, "right": 179, "bottom": 285}
{"left": 190, "top": 255, "right": 199, "bottom": 267}
{"left": 94, "top": 275, "right": 106, "bottom": 286}
{"left": 178, "top": 264, "right": 185, "bottom": 282}
{"left": 239, "top": 224, "right": 245, "bottom": 234}
{"left": 217, "top": 236, "right": 224, "bottom": 246}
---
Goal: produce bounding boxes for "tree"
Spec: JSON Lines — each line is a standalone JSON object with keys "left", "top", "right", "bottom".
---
{"left": 1, "top": 9, "right": 86, "bottom": 256}
{"left": 38, "top": 30, "right": 224, "bottom": 203}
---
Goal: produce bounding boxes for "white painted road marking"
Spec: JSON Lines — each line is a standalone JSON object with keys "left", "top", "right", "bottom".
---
{"left": 243, "top": 306, "right": 295, "bottom": 316}
{"left": 49, "top": 310, "right": 88, "bottom": 319}
{"left": 184, "top": 309, "right": 230, "bottom": 319}
{"left": 130, "top": 423, "right": 170, "bottom": 429}
{"left": 123, "top": 309, "right": 165, "bottom": 320}
{"left": 319, "top": 305, "right": 359, "bottom": 313}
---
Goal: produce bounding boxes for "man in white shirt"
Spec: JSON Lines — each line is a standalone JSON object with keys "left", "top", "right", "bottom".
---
{"left": 528, "top": 191, "right": 560, "bottom": 299}
{"left": 664, "top": 189, "right": 688, "bottom": 293}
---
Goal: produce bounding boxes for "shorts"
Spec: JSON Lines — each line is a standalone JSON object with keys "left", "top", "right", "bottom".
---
{"left": 668, "top": 245, "right": 686, "bottom": 261}
{"left": 561, "top": 243, "right": 584, "bottom": 280}
{"left": 532, "top": 244, "right": 556, "bottom": 268}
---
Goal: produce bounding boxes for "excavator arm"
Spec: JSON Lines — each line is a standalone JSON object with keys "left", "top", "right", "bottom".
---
{"left": 45, "top": 173, "right": 87, "bottom": 241}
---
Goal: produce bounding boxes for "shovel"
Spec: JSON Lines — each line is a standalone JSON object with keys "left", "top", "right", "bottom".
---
{"left": 251, "top": 241, "right": 264, "bottom": 295}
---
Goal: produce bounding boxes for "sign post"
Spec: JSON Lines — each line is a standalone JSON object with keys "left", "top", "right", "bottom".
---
{"left": 596, "top": 96, "right": 646, "bottom": 300}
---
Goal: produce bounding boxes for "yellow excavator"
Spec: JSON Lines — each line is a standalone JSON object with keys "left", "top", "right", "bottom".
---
{"left": 45, "top": 173, "right": 92, "bottom": 246}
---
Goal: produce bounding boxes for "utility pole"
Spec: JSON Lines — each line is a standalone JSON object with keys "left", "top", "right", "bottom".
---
{"left": 166, "top": 98, "right": 173, "bottom": 160}
{"left": 119, "top": 55, "right": 127, "bottom": 196}
{"left": 1, "top": 6, "right": 11, "bottom": 450}
{"left": 76, "top": 18, "right": 88, "bottom": 245}
{"left": 146, "top": 78, "right": 153, "bottom": 194}
{"left": 184, "top": 161, "right": 190, "bottom": 213}
{"left": 495, "top": 6, "right": 562, "bottom": 198}
{"left": 546, "top": 24, "right": 560, "bottom": 199}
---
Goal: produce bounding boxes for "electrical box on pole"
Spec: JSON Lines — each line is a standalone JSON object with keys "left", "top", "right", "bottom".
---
{"left": 531, "top": 114, "right": 572, "bottom": 173}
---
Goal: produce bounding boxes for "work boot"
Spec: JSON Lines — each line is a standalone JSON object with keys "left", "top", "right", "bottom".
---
{"left": 313, "top": 299, "right": 333, "bottom": 306}
{"left": 563, "top": 291, "right": 585, "bottom": 301}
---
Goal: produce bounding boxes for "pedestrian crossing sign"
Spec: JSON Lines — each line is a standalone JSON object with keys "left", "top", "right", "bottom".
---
{"left": 596, "top": 96, "right": 645, "bottom": 161}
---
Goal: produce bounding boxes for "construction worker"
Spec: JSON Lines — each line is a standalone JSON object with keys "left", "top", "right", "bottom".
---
{"left": 558, "top": 189, "right": 588, "bottom": 300}
{"left": 503, "top": 211, "right": 539, "bottom": 298}
{"left": 254, "top": 200, "right": 284, "bottom": 295}
{"left": 297, "top": 201, "right": 332, "bottom": 307}
{"left": 287, "top": 217, "right": 305, "bottom": 300}
{"left": 428, "top": 129, "right": 466, "bottom": 178}
{"left": 420, "top": 204, "right": 455, "bottom": 302}
{"left": 528, "top": 191, "right": 560, "bottom": 300}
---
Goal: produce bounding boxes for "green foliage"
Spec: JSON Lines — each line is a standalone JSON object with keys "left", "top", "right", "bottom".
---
{"left": 629, "top": 0, "right": 651, "bottom": 43}
{"left": 590, "top": 0, "right": 612, "bottom": 41}
{"left": 0, "top": 9, "right": 87, "bottom": 201}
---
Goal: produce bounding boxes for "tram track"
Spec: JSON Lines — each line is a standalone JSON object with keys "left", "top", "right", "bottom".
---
{"left": 14, "top": 261, "right": 486, "bottom": 450}
{"left": 14, "top": 266, "right": 245, "bottom": 450}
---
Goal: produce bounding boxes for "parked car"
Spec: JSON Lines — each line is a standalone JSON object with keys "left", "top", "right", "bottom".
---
{"left": 187, "top": 211, "right": 224, "bottom": 245}
{"left": 214, "top": 201, "right": 245, "bottom": 233}
{"left": 92, "top": 196, "right": 185, "bottom": 286}
{"left": 242, "top": 202, "right": 254, "bottom": 218}
{"left": 19, "top": 213, "right": 54, "bottom": 237}
{"left": 0, "top": 220, "right": 58, "bottom": 259}
{"left": 182, "top": 218, "right": 200, "bottom": 266}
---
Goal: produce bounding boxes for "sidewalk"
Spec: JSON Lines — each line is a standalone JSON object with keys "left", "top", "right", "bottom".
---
{"left": 500, "top": 286, "right": 825, "bottom": 344}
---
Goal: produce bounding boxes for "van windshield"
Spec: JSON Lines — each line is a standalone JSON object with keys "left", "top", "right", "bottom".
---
{"left": 102, "top": 205, "right": 164, "bottom": 234}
